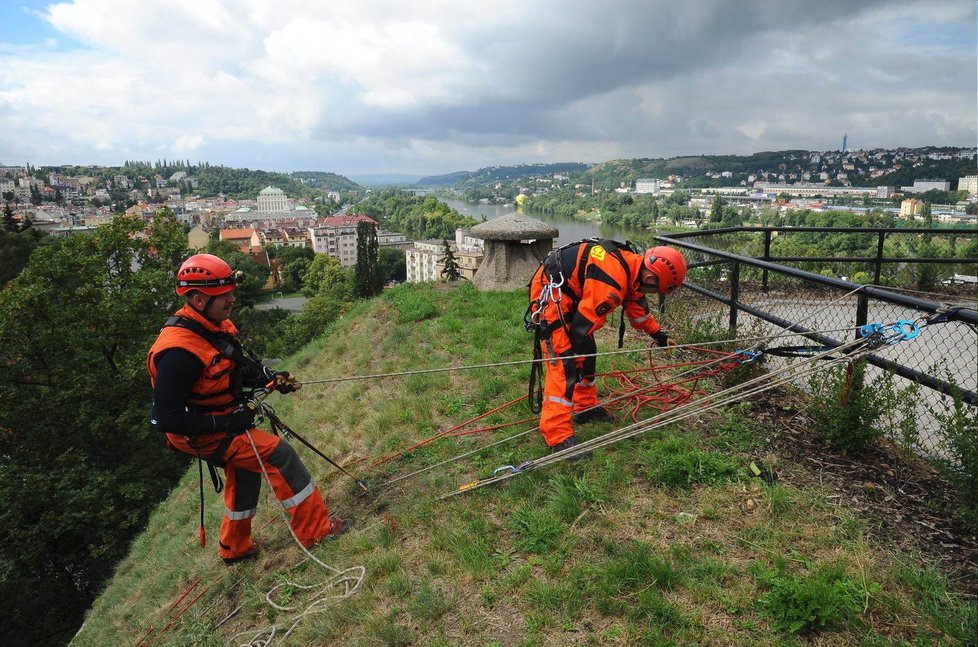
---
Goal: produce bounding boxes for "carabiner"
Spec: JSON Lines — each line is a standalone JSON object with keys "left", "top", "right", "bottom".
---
{"left": 493, "top": 465, "right": 517, "bottom": 477}
{"left": 859, "top": 323, "right": 884, "bottom": 339}
{"left": 732, "top": 349, "right": 760, "bottom": 365}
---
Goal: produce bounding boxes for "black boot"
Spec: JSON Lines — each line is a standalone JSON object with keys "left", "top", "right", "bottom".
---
{"left": 551, "top": 434, "right": 592, "bottom": 461}
{"left": 572, "top": 406, "right": 615, "bottom": 424}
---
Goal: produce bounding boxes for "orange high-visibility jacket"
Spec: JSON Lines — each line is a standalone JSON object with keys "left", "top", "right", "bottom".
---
{"left": 147, "top": 304, "right": 241, "bottom": 416}
{"left": 530, "top": 240, "right": 662, "bottom": 352}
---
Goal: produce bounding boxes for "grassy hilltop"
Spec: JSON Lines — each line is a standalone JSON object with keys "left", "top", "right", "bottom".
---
{"left": 73, "top": 283, "right": 974, "bottom": 646}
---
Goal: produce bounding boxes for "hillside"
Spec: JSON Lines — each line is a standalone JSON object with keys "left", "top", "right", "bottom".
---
{"left": 418, "top": 163, "right": 590, "bottom": 188}
{"left": 72, "top": 283, "right": 975, "bottom": 646}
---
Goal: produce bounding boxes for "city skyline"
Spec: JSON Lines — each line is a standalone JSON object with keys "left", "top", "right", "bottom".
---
{"left": 0, "top": 0, "right": 975, "bottom": 176}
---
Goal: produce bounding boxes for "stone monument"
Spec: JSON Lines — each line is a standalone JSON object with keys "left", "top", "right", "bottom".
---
{"left": 469, "top": 212, "right": 558, "bottom": 291}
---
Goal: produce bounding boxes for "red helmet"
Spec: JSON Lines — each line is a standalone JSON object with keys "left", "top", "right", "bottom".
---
{"left": 176, "top": 254, "right": 239, "bottom": 296}
{"left": 643, "top": 246, "right": 687, "bottom": 295}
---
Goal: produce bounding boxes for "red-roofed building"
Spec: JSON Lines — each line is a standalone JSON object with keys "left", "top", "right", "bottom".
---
{"left": 308, "top": 214, "right": 379, "bottom": 266}
{"left": 220, "top": 227, "right": 261, "bottom": 253}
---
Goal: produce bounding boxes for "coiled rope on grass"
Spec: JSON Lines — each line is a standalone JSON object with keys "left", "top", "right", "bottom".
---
{"left": 227, "top": 430, "right": 367, "bottom": 647}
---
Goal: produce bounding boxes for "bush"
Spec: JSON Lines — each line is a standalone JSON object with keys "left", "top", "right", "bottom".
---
{"left": 930, "top": 385, "right": 978, "bottom": 528}
{"left": 808, "top": 361, "right": 915, "bottom": 453}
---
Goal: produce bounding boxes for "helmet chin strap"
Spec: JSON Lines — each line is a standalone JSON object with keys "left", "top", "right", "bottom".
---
{"left": 187, "top": 292, "right": 220, "bottom": 323}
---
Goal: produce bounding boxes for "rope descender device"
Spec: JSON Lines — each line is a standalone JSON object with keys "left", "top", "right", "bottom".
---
{"left": 858, "top": 320, "right": 920, "bottom": 348}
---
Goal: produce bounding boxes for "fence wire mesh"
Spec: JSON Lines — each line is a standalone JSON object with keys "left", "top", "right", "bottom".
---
{"left": 660, "top": 227, "right": 977, "bottom": 464}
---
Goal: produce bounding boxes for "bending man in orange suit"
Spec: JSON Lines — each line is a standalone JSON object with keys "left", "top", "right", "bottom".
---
{"left": 528, "top": 240, "right": 687, "bottom": 455}
{"left": 147, "top": 253, "right": 351, "bottom": 565}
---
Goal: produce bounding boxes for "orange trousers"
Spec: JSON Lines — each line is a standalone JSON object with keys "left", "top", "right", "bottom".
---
{"left": 167, "top": 429, "right": 332, "bottom": 560}
{"left": 539, "top": 325, "right": 599, "bottom": 447}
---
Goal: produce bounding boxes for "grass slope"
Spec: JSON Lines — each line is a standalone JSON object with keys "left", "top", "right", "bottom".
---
{"left": 73, "top": 283, "right": 975, "bottom": 646}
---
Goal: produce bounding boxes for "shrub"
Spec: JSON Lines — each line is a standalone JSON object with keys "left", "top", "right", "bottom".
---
{"left": 929, "top": 384, "right": 978, "bottom": 528}
{"left": 808, "top": 361, "right": 915, "bottom": 453}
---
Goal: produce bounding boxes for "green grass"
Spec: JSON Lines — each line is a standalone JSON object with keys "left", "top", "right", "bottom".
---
{"left": 72, "top": 282, "right": 976, "bottom": 646}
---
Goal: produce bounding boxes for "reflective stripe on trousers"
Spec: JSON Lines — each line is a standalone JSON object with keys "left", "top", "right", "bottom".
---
{"left": 216, "top": 429, "right": 332, "bottom": 559}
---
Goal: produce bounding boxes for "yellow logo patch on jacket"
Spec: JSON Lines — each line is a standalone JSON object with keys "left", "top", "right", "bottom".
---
{"left": 589, "top": 246, "right": 606, "bottom": 261}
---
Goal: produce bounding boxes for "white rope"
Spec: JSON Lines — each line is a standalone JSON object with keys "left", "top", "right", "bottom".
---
{"left": 439, "top": 333, "right": 883, "bottom": 498}
{"left": 228, "top": 431, "right": 366, "bottom": 647}
{"left": 383, "top": 317, "right": 872, "bottom": 489}
{"left": 298, "top": 328, "right": 858, "bottom": 386}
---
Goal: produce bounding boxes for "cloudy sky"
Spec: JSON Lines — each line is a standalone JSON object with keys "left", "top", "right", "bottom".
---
{"left": 0, "top": 0, "right": 974, "bottom": 177}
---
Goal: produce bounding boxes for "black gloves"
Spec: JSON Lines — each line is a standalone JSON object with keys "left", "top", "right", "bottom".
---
{"left": 272, "top": 371, "right": 302, "bottom": 394}
{"left": 221, "top": 406, "right": 256, "bottom": 435}
{"left": 651, "top": 330, "right": 675, "bottom": 348}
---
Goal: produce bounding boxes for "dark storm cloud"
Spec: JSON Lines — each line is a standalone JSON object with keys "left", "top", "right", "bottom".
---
{"left": 315, "top": 0, "right": 927, "bottom": 152}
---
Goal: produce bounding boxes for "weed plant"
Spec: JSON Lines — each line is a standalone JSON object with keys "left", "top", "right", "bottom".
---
{"left": 643, "top": 433, "right": 743, "bottom": 488}
{"left": 928, "top": 376, "right": 978, "bottom": 529}
{"left": 809, "top": 360, "right": 918, "bottom": 453}
{"left": 752, "top": 562, "right": 871, "bottom": 634}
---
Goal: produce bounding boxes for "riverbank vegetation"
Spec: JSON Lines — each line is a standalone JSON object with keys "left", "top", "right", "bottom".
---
{"left": 358, "top": 189, "right": 479, "bottom": 240}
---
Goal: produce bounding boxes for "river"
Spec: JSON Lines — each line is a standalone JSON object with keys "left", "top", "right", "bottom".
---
{"left": 441, "top": 198, "right": 644, "bottom": 246}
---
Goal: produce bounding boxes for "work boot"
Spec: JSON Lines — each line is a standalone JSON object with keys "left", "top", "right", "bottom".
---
{"left": 222, "top": 541, "right": 262, "bottom": 566}
{"left": 322, "top": 516, "right": 355, "bottom": 542}
{"left": 551, "top": 435, "right": 592, "bottom": 461}
{"left": 572, "top": 406, "right": 615, "bottom": 425}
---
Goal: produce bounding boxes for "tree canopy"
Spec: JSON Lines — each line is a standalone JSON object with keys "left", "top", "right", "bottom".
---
{"left": 0, "top": 213, "right": 191, "bottom": 645}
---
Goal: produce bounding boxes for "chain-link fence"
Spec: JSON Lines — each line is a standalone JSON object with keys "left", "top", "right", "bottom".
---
{"left": 657, "top": 226, "right": 977, "bottom": 463}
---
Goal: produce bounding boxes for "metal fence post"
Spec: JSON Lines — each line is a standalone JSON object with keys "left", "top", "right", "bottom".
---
{"left": 873, "top": 231, "right": 885, "bottom": 285}
{"left": 762, "top": 229, "right": 772, "bottom": 293}
{"left": 729, "top": 261, "right": 740, "bottom": 334}
{"left": 855, "top": 292, "right": 869, "bottom": 339}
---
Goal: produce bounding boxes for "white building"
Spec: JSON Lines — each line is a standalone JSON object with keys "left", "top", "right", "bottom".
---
{"left": 405, "top": 229, "right": 484, "bottom": 283}
{"left": 257, "top": 186, "right": 289, "bottom": 212}
{"left": 308, "top": 213, "right": 385, "bottom": 267}
{"left": 904, "top": 179, "right": 951, "bottom": 193}
{"left": 635, "top": 178, "right": 660, "bottom": 194}
{"left": 958, "top": 175, "right": 978, "bottom": 195}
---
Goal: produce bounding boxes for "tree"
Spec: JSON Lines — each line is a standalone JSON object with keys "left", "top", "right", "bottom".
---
{"left": 378, "top": 247, "right": 406, "bottom": 284}
{"left": 354, "top": 221, "right": 381, "bottom": 298}
{"left": 272, "top": 246, "right": 315, "bottom": 292}
{"left": 709, "top": 195, "right": 724, "bottom": 223}
{"left": 439, "top": 239, "right": 463, "bottom": 281}
{"left": 0, "top": 215, "right": 190, "bottom": 645}
{"left": 2, "top": 202, "right": 16, "bottom": 232}
{"left": 302, "top": 253, "right": 352, "bottom": 300}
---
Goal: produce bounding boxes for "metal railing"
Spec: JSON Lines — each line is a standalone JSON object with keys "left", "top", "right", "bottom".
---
{"left": 656, "top": 226, "right": 977, "bottom": 458}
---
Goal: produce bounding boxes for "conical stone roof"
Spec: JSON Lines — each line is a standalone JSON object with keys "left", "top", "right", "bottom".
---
{"left": 470, "top": 212, "right": 558, "bottom": 241}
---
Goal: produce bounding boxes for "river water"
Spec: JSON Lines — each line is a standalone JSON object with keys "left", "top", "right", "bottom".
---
{"left": 441, "top": 198, "right": 642, "bottom": 246}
